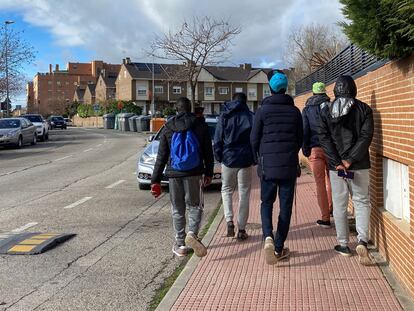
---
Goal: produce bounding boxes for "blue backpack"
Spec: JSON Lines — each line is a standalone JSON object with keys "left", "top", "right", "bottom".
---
{"left": 170, "top": 130, "right": 201, "bottom": 171}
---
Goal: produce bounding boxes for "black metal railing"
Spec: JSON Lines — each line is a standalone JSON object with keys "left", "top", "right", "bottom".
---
{"left": 295, "top": 44, "right": 386, "bottom": 95}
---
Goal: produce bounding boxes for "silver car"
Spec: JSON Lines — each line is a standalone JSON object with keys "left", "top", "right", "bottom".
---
{"left": 0, "top": 118, "right": 37, "bottom": 148}
{"left": 137, "top": 117, "right": 222, "bottom": 190}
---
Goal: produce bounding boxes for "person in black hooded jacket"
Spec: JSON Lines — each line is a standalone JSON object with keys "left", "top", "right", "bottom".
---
{"left": 318, "top": 75, "right": 374, "bottom": 265}
{"left": 250, "top": 70, "right": 303, "bottom": 265}
{"left": 302, "top": 82, "right": 333, "bottom": 229}
{"left": 151, "top": 97, "right": 214, "bottom": 258}
{"left": 214, "top": 92, "right": 255, "bottom": 240}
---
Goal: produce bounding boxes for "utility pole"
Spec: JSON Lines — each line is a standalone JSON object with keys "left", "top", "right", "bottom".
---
{"left": 4, "top": 20, "right": 14, "bottom": 118}
{"left": 151, "top": 60, "right": 155, "bottom": 117}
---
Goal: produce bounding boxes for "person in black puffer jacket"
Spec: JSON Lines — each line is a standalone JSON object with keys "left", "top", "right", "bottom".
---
{"left": 250, "top": 70, "right": 303, "bottom": 265}
{"left": 318, "top": 75, "right": 374, "bottom": 264}
{"left": 151, "top": 97, "right": 214, "bottom": 258}
{"left": 214, "top": 92, "right": 255, "bottom": 240}
{"left": 302, "top": 82, "right": 333, "bottom": 229}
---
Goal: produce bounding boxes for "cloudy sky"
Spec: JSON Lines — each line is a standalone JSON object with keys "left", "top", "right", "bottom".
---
{"left": 0, "top": 0, "right": 344, "bottom": 105}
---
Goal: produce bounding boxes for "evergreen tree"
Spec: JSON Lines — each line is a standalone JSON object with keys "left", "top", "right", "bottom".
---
{"left": 340, "top": 0, "right": 414, "bottom": 59}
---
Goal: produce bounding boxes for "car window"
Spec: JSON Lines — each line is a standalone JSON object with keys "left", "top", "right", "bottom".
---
{"left": 20, "top": 119, "right": 27, "bottom": 127}
{"left": 23, "top": 115, "right": 43, "bottom": 123}
{"left": 0, "top": 119, "right": 20, "bottom": 128}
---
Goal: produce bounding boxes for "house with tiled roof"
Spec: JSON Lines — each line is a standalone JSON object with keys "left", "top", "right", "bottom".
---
{"left": 115, "top": 57, "right": 292, "bottom": 114}
{"left": 73, "top": 85, "right": 86, "bottom": 104}
{"left": 83, "top": 83, "right": 96, "bottom": 105}
{"left": 95, "top": 74, "right": 117, "bottom": 103}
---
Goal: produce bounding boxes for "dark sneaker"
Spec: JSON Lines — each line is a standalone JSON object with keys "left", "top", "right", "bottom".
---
{"left": 236, "top": 230, "right": 248, "bottom": 241}
{"left": 185, "top": 232, "right": 207, "bottom": 257}
{"left": 316, "top": 220, "right": 331, "bottom": 228}
{"left": 172, "top": 243, "right": 188, "bottom": 257}
{"left": 275, "top": 248, "right": 290, "bottom": 261}
{"left": 330, "top": 210, "right": 333, "bottom": 217}
{"left": 227, "top": 221, "right": 235, "bottom": 237}
{"left": 264, "top": 237, "right": 278, "bottom": 265}
{"left": 334, "top": 245, "right": 352, "bottom": 257}
{"left": 356, "top": 240, "right": 371, "bottom": 266}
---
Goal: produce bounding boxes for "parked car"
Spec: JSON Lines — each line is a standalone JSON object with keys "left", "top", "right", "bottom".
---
{"left": 21, "top": 114, "right": 49, "bottom": 141}
{"left": 48, "top": 116, "right": 67, "bottom": 129}
{"left": 136, "top": 117, "right": 222, "bottom": 190}
{"left": 0, "top": 118, "right": 37, "bottom": 148}
{"left": 64, "top": 118, "right": 72, "bottom": 126}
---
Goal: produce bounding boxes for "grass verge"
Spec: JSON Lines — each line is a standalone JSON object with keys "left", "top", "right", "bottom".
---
{"left": 148, "top": 200, "right": 222, "bottom": 311}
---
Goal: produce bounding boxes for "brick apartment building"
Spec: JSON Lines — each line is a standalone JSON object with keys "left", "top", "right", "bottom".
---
{"left": 116, "top": 58, "right": 293, "bottom": 114}
{"left": 27, "top": 61, "right": 120, "bottom": 116}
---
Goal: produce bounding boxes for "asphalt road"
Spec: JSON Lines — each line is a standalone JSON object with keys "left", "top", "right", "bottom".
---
{"left": 0, "top": 127, "right": 221, "bottom": 311}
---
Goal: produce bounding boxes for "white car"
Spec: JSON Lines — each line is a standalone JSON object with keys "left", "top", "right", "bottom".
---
{"left": 137, "top": 117, "right": 222, "bottom": 190}
{"left": 21, "top": 114, "right": 49, "bottom": 141}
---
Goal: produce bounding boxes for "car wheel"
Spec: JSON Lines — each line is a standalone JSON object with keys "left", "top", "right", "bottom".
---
{"left": 139, "top": 183, "right": 151, "bottom": 190}
{"left": 31, "top": 134, "right": 37, "bottom": 145}
{"left": 45, "top": 133, "right": 49, "bottom": 140}
{"left": 15, "top": 136, "right": 23, "bottom": 149}
{"left": 41, "top": 131, "right": 46, "bottom": 142}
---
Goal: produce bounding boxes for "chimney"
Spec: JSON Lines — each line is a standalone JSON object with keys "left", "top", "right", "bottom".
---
{"left": 122, "top": 58, "right": 126, "bottom": 65}
{"left": 101, "top": 69, "right": 106, "bottom": 77}
{"left": 49, "top": 64, "right": 52, "bottom": 74}
{"left": 125, "top": 57, "right": 131, "bottom": 64}
{"left": 55, "top": 64, "right": 59, "bottom": 71}
{"left": 243, "top": 63, "right": 252, "bottom": 70}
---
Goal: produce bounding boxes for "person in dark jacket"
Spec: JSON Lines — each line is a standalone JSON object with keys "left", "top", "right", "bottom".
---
{"left": 302, "top": 82, "right": 333, "bottom": 228}
{"left": 318, "top": 75, "right": 374, "bottom": 265}
{"left": 214, "top": 93, "right": 255, "bottom": 240}
{"left": 151, "top": 97, "right": 214, "bottom": 258}
{"left": 250, "top": 70, "right": 303, "bottom": 265}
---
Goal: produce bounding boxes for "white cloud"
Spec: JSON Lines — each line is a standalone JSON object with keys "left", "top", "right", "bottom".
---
{"left": 0, "top": 0, "right": 344, "bottom": 68}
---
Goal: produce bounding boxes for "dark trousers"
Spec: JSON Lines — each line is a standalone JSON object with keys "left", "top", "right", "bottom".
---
{"left": 260, "top": 177, "right": 296, "bottom": 253}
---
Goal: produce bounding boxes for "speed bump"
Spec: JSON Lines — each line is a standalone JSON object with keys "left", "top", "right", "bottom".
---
{"left": 0, "top": 232, "right": 75, "bottom": 255}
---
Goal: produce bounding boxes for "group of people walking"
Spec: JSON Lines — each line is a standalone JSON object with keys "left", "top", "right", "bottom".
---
{"left": 150, "top": 69, "right": 374, "bottom": 266}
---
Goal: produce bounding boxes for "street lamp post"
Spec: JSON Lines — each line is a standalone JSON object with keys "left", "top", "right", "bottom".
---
{"left": 4, "top": 20, "right": 14, "bottom": 117}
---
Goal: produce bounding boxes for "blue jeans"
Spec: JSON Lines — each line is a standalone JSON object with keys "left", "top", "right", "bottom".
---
{"left": 260, "top": 177, "right": 296, "bottom": 253}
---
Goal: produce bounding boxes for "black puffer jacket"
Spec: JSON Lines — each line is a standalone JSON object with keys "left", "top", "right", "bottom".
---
{"left": 302, "top": 94, "right": 330, "bottom": 157}
{"left": 213, "top": 100, "right": 255, "bottom": 168}
{"left": 151, "top": 112, "right": 214, "bottom": 183}
{"left": 250, "top": 94, "right": 303, "bottom": 180}
{"left": 318, "top": 75, "right": 374, "bottom": 170}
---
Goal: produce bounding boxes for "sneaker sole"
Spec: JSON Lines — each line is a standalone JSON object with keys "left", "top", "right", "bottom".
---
{"left": 172, "top": 249, "right": 187, "bottom": 257}
{"left": 185, "top": 235, "right": 207, "bottom": 258}
{"left": 335, "top": 249, "right": 352, "bottom": 257}
{"left": 264, "top": 242, "right": 278, "bottom": 265}
{"left": 276, "top": 248, "right": 290, "bottom": 261}
{"left": 356, "top": 245, "right": 371, "bottom": 265}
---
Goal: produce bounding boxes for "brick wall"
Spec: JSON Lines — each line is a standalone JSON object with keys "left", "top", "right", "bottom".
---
{"left": 295, "top": 54, "right": 414, "bottom": 297}
{"left": 72, "top": 115, "right": 103, "bottom": 128}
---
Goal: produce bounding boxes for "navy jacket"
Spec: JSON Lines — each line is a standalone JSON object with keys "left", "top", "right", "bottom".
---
{"left": 214, "top": 100, "right": 255, "bottom": 168}
{"left": 250, "top": 94, "right": 303, "bottom": 180}
{"left": 302, "top": 94, "right": 330, "bottom": 157}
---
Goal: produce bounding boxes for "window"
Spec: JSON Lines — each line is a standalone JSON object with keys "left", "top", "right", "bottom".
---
{"left": 264, "top": 88, "right": 271, "bottom": 97}
{"left": 205, "top": 87, "right": 213, "bottom": 96}
{"left": 57, "top": 81, "right": 61, "bottom": 86}
{"left": 154, "top": 86, "right": 164, "bottom": 94}
{"left": 219, "top": 87, "right": 229, "bottom": 95}
{"left": 235, "top": 87, "right": 243, "bottom": 93}
{"left": 48, "top": 81, "right": 52, "bottom": 85}
{"left": 137, "top": 87, "right": 147, "bottom": 96}
{"left": 173, "top": 86, "right": 181, "bottom": 94}
{"left": 65, "top": 82, "right": 69, "bottom": 85}
{"left": 383, "top": 158, "right": 410, "bottom": 222}
{"left": 248, "top": 88, "right": 256, "bottom": 98}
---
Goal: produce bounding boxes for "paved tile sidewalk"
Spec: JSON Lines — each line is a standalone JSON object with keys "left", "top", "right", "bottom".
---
{"left": 172, "top": 173, "right": 402, "bottom": 311}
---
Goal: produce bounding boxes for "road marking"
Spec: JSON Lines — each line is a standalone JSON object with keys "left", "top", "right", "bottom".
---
{"left": 133, "top": 172, "right": 137, "bottom": 175}
{"left": 55, "top": 155, "right": 72, "bottom": 162}
{"left": 96, "top": 144, "right": 102, "bottom": 147}
{"left": 105, "top": 180, "right": 126, "bottom": 189}
{"left": 12, "top": 222, "right": 38, "bottom": 233}
{"left": 83, "top": 148, "right": 93, "bottom": 153}
{"left": 63, "top": 197, "right": 92, "bottom": 209}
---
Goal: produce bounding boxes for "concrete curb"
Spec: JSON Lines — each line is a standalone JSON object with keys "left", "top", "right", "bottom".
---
{"left": 155, "top": 205, "right": 224, "bottom": 311}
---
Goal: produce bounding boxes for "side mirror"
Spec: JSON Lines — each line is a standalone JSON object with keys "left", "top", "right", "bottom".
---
{"left": 148, "top": 135, "right": 155, "bottom": 142}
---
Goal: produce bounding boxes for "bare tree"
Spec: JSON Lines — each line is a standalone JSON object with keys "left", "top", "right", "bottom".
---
{"left": 150, "top": 16, "right": 241, "bottom": 111}
{"left": 285, "top": 23, "right": 347, "bottom": 81}
{"left": 0, "top": 25, "right": 36, "bottom": 102}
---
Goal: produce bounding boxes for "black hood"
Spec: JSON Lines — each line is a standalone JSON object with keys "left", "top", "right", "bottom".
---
{"left": 165, "top": 112, "right": 197, "bottom": 132}
{"left": 222, "top": 100, "right": 249, "bottom": 116}
{"left": 262, "top": 93, "right": 294, "bottom": 106}
{"left": 334, "top": 75, "right": 357, "bottom": 98}
{"left": 305, "top": 94, "right": 330, "bottom": 106}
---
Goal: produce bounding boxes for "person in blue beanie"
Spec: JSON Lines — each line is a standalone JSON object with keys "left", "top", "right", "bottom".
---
{"left": 250, "top": 70, "right": 303, "bottom": 265}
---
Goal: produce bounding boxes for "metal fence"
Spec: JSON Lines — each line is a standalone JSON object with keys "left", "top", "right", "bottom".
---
{"left": 295, "top": 44, "right": 386, "bottom": 95}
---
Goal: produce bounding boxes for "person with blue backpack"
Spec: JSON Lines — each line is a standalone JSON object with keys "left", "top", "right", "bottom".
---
{"left": 151, "top": 97, "right": 214, "bottom": 258}
{"left": 214, "top": 93, "right": 255, "bottom": 240}
{"left": 250, "top": 70, "right": 303, "bottom": 265}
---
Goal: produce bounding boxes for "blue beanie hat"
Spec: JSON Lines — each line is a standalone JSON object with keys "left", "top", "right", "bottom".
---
{"left": 269, "top": 72, "right": 288, "bottom": 93}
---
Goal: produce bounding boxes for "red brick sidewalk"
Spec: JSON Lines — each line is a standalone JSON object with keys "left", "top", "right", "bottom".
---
{"left": 172, "top": 173, "right": 402, "bottom": 311}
